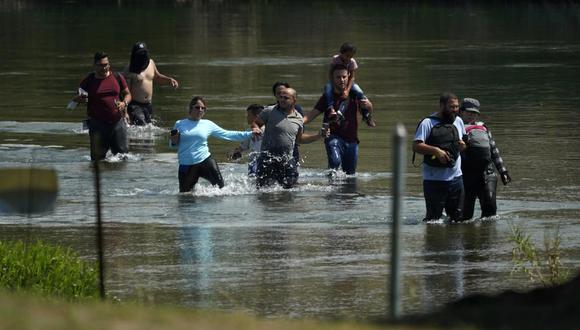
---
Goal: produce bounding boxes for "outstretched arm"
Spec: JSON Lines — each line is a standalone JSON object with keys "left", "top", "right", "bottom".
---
{"left": 303, "top": 108, "right": 322, "bottom": 125}
{"left": 297, "top": 126, "right": 329, "bottom": 144}
{"left": 152, "top": 60, "right": 179, "bottom": 88}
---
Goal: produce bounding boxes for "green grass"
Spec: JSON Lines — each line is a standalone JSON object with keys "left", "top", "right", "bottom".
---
{"left": 508, "top": 223, "right": 570, "bottom": 287}
{"left": 0, "top": 290, "right": 431, "bottom": 330}
{"left": 0, "top": 240, "right": 99, "bottom": 300}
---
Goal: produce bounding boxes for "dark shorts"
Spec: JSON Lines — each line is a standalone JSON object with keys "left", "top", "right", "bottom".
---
{"left": 128, "top": 101, "right": 153, "bottom": 126}
{"left": 423, "top": 176, "right": 464, "bottom": 222}
{"left": 87, "top": 118, "right": 128, "bottom": 161}
{"left": 178, "top": 157, "right": 224, "bottom": 192}
{"left": 256, "top": 153, "right": 299, "bottom": 189}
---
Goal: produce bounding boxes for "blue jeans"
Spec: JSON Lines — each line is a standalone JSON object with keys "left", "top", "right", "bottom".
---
{"left": 325, "top": 136, "right": 358, "bottom": 175}
{"left": 324, "top": 81, "right": 365, "bottom": 109}
{"left": 423, "top": 176, "right": 465, "bottom": 222}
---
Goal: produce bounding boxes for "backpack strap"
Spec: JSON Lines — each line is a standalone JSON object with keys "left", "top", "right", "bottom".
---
{"left": 85, "top": 72, "right": 124, "bottom": 97}
{"left": 114, "top": 72, "right": 123, "bottom": 94}
{"left": 411, "top": 116, "right": 440, "bottom": 166}
{"left": 411, "top": 116, "right": 430, "bottom": 167}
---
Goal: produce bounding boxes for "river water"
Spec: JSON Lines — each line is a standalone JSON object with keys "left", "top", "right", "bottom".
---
{"left": 1, "top": 1, "right": 580, "bottom": 319}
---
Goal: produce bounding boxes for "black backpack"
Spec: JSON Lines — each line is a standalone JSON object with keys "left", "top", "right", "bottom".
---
{"left": 413, "top": 116, "right": 459, "bottom": 168}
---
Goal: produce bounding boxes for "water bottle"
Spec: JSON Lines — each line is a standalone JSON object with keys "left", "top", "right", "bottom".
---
{"left": 66, "top": 100, "right": 78, "bottom": 110}
{"left": 67, "top": 88, "right": 88, "bottom": 110}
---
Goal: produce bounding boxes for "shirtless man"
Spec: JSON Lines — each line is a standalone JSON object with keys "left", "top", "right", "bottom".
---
{"left": 123, "top": 42, "right": 179, "bottom": 125}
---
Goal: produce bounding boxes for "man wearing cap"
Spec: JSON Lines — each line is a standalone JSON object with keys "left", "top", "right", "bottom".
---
{"left": 123, "top": 42, "right": 179, "bottom": 125}
{"left": 459, "top": 97, "right": 512, "bottom": 220}
{"left": 413, "top": 92, "right": 467, "bottom": 222}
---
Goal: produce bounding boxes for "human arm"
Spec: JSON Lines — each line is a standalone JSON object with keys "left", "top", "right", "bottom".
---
{"left": 412, "top": 118, "right": 451, "bottom": 162}
{"left": 209, "top": 121, "right": 256, "bottom": 142}
{"left": 359, "top": 98, "right": 373, "bottom": 113}
{"left": 345, "top": 70, "right": 355, "bottom": 97}
{"left": 457, "top": 119, "right": 467, "bottom": 152}
{"left": 72, "top": 93, "right": 87, "bottom": 104}
{"left": 303, "top": 108, "right": 323, "bottom": 125}
{"left": 169, "top": 123, "right": 180, "bottom": 147}
{"left": 487, "top": 128, "right": 511, "bottom": 185}
{"left": 152, "top": 60, "right": 179, "bottom": 88}
{"left": 169, "top": 129, "right": 180, "bottom": 146}
{"left": 458, "top": 139, "right": 466, "bottom": 152}
{"left": 228, "top": 127, "right": 261, "bottom": 161}
{"left": 297, "top": 124, "right": 329, "bottom": 144}
{"left": 118, "top": 87, "right": 131, "bottom": 110}
{"left": 116, "top": 75, "right": 132, "bottom": 121}
{"left": 73, "top": 78, "right": 90, "bottom": 103}
{"left": 413, "top": 140, "right": 451, "bottom": 164}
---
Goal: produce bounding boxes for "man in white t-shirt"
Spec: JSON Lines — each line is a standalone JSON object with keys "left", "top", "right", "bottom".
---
{"left": 413, "top": 92, "right": 467, "bottom": 222}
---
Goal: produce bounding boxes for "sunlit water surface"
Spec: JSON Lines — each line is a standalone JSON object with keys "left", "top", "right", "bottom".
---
{"left": 1, "top": 1, "right": 580, "bottom": 319}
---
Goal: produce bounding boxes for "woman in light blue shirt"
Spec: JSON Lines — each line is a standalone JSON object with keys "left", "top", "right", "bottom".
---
{"left": 170, "top": 96, "right": 261, "bottom": 192}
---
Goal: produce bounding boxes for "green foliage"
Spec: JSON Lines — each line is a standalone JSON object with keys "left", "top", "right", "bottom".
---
{"left": 508, "top": 222, "right": 569, "bottom": 287}
{"left": 0, "top": 240, "right": 99, "bottom": 300}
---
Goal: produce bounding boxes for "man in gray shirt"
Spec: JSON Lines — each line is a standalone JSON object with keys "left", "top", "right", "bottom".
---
{"left": 252, "top": 88, "right": 327, "bottom": 188}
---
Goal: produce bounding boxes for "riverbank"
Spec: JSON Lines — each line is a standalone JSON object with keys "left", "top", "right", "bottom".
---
{"left": 0, "top": 291, "right": 421, "bottom": 330}
{"left": 3, "top": 274, "right": 580, "bottom": 330}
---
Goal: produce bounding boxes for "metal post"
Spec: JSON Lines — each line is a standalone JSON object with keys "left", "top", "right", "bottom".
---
{"left": 93, "top": 160, "right": 106, "bottom": 300}
{"left": 390, "top": 123, "right": 407, "bottom": 320}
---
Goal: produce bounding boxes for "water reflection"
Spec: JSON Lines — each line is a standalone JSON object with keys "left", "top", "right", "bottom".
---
{"left": 256, "top": 190, "right": 296, "bottom": 210}
{"left": 422, "top": 222, "right": 496, "bottom": 308}
{"left": 326, "top": 177, "right": 363, "bottom": 203}
{"left": 179, "top": 225, "right": 213, "bottom": 306}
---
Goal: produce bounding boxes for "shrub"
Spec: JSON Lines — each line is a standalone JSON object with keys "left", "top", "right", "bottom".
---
{"left": 509, "top": 222, "right": 570, "bottom": 287}
{"left": 0, "top": 240, "right": 99, "bottom": 300}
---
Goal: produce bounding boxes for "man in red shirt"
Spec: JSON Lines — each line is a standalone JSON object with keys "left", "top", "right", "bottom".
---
{"left": 304, "top": 64, "right": 373, "bottom": 175}
{"left": 73, "top": 52, "right": 132, "bottom": 160}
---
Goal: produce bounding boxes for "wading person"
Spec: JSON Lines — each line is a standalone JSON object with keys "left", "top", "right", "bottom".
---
{"left": 413, "top": 92, "right": 466, "bottom": 222}
{"left": 229, "top": 104, "right": 265, "bottom": 176}
{"left": 459, "top": 97, "right": 512, "bottom": 220}
{"left": 268, "top": 81, "right": 303, "bottom": 163}
{"left": 124, "top": 41, "right": 179, "bottom": 126}
{"left": 72, "top": 51, "right": 131, "bottom": 161}
{"left": 252, "top": 88, "right": 328, "bottom": 189}
{"left": 303, "top": 64, "right": 374, "bottom": 175}
{"left": 170, "top": 96, "right": 261, "bottom": 193}
{"left": 322, "top": 42, "right": 375, "bottom": 127}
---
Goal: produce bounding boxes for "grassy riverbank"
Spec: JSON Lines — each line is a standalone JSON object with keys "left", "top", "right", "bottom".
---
{"left": 0, "top": 240, "right": 444, "bottom": 329}
{"left": 0, "top": 240, "right": 98, "bottom": 299}
{"left": 0, "top": 292, "right": 434, "bottom": 330}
